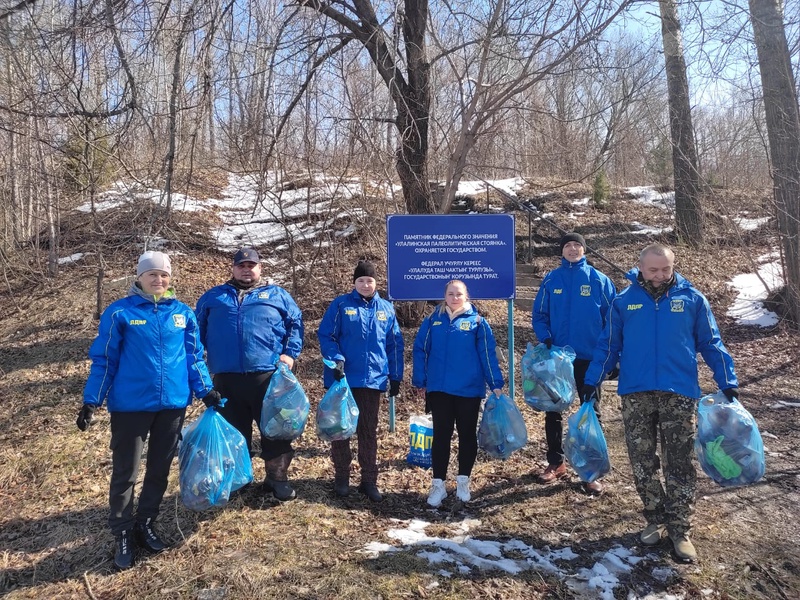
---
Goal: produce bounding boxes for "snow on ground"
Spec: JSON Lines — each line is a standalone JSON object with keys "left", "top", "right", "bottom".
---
{"left": 75, "top": 173, "right": 366, "bottom": 250}
{"left": 58, "top": 252, "right": 86, "bottom": 265}
{"left": 726, "top": 253, "right": 782, "bottom": 327}
{"left": 628, "top": 222, "right": 673, "bottom": 235}
{"left": 572, "top": 197, "right": 591, "bottom": 206}
{"left": 456, "top": 177, "right": 527, "bottom": 198}
{"left": 733, "top": 216, "right": 771, "bottom": 231}
{"left": 625, "top": 186, "right": 675, "bottom": 209}
{"left": 361, "top": 517, "right": 679, "bottom": 599}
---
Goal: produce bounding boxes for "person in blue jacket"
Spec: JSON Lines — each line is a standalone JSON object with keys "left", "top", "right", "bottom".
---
{"left": 582, "top": 244, "right": 739, "bottom": 562}
{"left": 196, "top": 248, "right": 304, "bottom": 501}
{"left": 317, "top": 260, "right": 404, "bottom": 502}
{"left": 77, "top": 251, "right": 220, "bottom": 570}
{"left": 412, "top": 279, "right": 504, "bottom": 507}
{"left": 532, "top": 232, "right": 616, "bottom": 494}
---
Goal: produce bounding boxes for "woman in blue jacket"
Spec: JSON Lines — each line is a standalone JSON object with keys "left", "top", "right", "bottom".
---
{"left": 317, "top": 260, "right": 404, "bottom": 502}
{"left": 77, "top": 252, "right": 219, "bottom": 570}
{"left": 412, "top": 280, "right": 504, "bottom": 507}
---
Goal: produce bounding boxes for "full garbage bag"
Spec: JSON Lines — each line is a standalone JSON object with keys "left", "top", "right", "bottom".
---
{"left": 695, "top": 391, "right": 765, "bottom": 487}
{"left": 407, "top": 414, "right": 433, "bottom": 469}
{"left": 179, "top": 403, "right": 253, "bottom": 510}
{"left": 478, "top": 393, "right": 528, "bottom": 460}
{"left": 317, "top": 359, "right": 359, "bottom": 442}
{"left": 521, "top": 342, "right": 577, "bottom": 412}
{"left": 260, "top": 362, "right": 310, "bottom": 440}
{"left": 564, "top": 400, "right": 610, "bottom": 483}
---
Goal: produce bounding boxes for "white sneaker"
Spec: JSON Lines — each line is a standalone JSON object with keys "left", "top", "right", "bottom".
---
{"left": 427, "top": 478, "right": 447, "bottom": 507}
{"left": 456, "top": 475, "right": 471, "bottom": 502}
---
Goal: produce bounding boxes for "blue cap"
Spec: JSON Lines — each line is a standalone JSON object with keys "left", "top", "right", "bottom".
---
{"left": 233, "top": 247, "right": 260, "bottom": 265}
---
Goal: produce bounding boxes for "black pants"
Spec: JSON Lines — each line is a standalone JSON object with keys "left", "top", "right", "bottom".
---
{"left": 331, "top": 388, "right": 381, "bottom": 483}
{"left": 427, "top": 391, "right": 482, "bottom": 480}
{"left": 108, "top": 408, "right": 185, "bottom": 535}
{"left": 213, "top": 372, "right": 293, "bottom": 461}
{"left": 544, "top": 359, "right": 602, "bottom": 465}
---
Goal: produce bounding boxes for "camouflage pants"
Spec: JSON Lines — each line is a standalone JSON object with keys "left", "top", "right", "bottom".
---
{"left": 621, "top": 392, "right": 696, "bottom": 536}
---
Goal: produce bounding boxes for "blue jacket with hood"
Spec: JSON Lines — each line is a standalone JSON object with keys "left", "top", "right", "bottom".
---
{"left": 412, "top": 303, "right": 504, "bottom": 398}
{"left": 584, "top": 268, "right": 738, "bottom": 398}
{"left": 532, "top": 257, "right": 616, "bottom": 360}
{"left": 83, "top": 284, "right": 213, "bottom": 412}
{"left": 196, "top": 282, "right": 304, "bottom": 374}
{"left": 317, "top": 289, "right": 404, "bottom": 390}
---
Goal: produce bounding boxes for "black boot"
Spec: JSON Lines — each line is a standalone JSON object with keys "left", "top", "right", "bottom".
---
{"left": 264, "top": 452, "right": 296, "bottom": 501}
{"left": 134, "top": 517, "right": 167, "bottom": 553}
{"left": 114, "top": 529, "right": 135, "bottom": 570}
{"left": 334, "top": 476, "right": 350, "bottom": 497}
{"left": 358, "top": 482, "right": 383, "bottom": 503}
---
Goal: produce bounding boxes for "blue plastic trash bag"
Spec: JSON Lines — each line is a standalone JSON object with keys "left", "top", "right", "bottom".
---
{"left": 317, "top": 359, "right": 359, "bottom": 442}
{"left": 260, "top": 362, "right": 310, "bottom": 440}
{"left": 521, "top": 342, "right": 577, "bottom": 412}
{"left": 179, "top": 404, "right": 253, "bottom": 510}
{"left": 407, "top": 414, "right": 433, "bottom": 468}
{"left": 478, "top": 393, "right": 528, "bottom": 460}
{"left": 564, "top": 400, "right": 610, "bottom": 483}
{"left": 695, "top": 391, "right": 765, "bottom": 487}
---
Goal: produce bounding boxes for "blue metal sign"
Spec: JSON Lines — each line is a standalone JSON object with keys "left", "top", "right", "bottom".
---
{"left": 386, "top": 214, "right": 516, "bottom": 300}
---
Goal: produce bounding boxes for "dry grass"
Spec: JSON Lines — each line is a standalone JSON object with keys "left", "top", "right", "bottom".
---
{"left": 1, "top": 183, "right": 799, "bottom": 599}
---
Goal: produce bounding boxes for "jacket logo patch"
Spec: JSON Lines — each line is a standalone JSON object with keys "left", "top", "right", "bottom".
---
{"left": 459, "top": 321, "right": 472, "bottom": 331}
{"left": 553, "top": 289, "right": 563, "bottom": 294}
{"left": 432, "top": 320, "right": 442, "bottom": 326}
{"left": 580, "top": 285, "right": 591, "bottom": 296}
{"left": 258, "top": 291, "right": 270, "bottom": 299}
{"left": 376, "top": 310, "right": 387, "bottom": 321}
{"left": 670, "top": 299, "right": 685, "bottom": 313}
{"left": 173, "top": 314, "right": 186, "bottom": 328}
{"left": 627, "top": 304, "right": 643, "bottom": 311}
{"left": 129, "top": 319, "right": 147, "bottom": 325}
{"left": 345, "top": 308, "right": 357, "bottom": 316}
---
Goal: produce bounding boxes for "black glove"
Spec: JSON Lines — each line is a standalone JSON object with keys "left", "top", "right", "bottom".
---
{"left": 543, "top": 338, "right": 553, "bottom": 350}
{"left": 333, "top": 360, "right": 345, "bottom": 381}
{"left": 202, "top": 390, "right": 223, "bottom": 408}
{"left": 581, "top": 384, "right": 600, "bottom": 404}
{"left": 76, "top": 404, "right": 96, "bottom": 431}
{"left": 389, "top": 380, "right": 401, "bottom": 397}
{"left": 606, "top": 364, "right": 620, "bottom": 381}
{"left": 722, "top": 388, "right": 739, "bottom": 403}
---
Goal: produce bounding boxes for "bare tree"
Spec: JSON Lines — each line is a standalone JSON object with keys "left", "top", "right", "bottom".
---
{"left": 659, "top": 0, "right": 703, "bottom": 244}
{"left": 748, "top": 0, "right": 800, "bottom": 326}
{"left": 296, "top": 0, "right": 435, "bottom": 215}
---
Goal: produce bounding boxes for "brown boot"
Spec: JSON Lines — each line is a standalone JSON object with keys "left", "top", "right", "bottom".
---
{"left": 537, "top": 463, "right": 567, "bottom": 484}
{"left": 264, "top": 452, "right": 296, "bottom": 501}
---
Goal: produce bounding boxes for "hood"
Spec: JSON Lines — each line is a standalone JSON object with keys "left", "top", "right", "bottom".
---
{"left": 625, "top": 267, "right": 691, "bottom": 292}
{"left": 128, "top": 281, "right": 176, "bottom": 304}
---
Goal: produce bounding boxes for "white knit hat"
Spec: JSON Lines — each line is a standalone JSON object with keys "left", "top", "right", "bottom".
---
{"left": 136, "top": 251, "right": 172, "bottom": 276}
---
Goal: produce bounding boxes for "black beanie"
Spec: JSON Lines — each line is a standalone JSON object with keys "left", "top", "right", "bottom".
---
{"left": 353, "top": 260, "right": 377, "bottom": 282}
{"left": 560, "top": 232, "right": 586, "bottom": 252}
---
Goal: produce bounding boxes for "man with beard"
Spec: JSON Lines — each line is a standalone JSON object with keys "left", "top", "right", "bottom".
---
{"left": 196, "top": 248, "right": 304, "bottom": 500}
{"left": 582, "top": 244, "right": 738, "bottom": 562}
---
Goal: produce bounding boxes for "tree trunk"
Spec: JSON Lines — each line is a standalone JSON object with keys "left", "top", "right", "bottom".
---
{"left": 659, "top": 0, "right": 703, "bottom": 244}
{"left": 748, "top": 0, "right": 800, "bottom": 327}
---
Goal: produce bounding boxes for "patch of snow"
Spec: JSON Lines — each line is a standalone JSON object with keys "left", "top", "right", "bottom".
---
{"left": 650, "top": 566, "right": 676, "bottom": 582}
{"left": 456, "top": 177, "right": 526, "bottom": 199}
{"left": 629, "top": 222, "right": 673, "bottom": 235}
{"left": 733, "top": 216, "right": 770, "bottom": 231}
{"left": 769, "top": 401, "right": 800, "bottom": 409}
{"left": 58, "top": 252, "right": 85, "bottom": 265}
{"left": 565, "top": 546, "right": 642, "bottom": 600}
{"left": 367, "top": 519, "right": 646, "bottom": 597}
{"left": 726, "top": 258, "right": 782, "bottom": 327}
{"left": 625, "top": 186, "right": 675, "bottom": 209}
{"left": 572, "top": 197, "right": 590, "bottom": 206}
